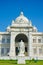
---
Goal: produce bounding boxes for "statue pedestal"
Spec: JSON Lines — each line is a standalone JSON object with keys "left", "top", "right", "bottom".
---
{"left": 17, "top": 56, "right": 26, "bottom": 64}
{"left": 18, "top": 53, "right": 25, "bottom": 56}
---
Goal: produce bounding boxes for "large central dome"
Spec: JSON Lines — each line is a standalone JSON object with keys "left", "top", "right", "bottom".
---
{"left": 15, "top": 12, "right": 29, "bottom": 23}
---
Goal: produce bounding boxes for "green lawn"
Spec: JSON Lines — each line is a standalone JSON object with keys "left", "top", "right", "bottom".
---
{"left": 0, "top": 60, "right": 43, "bottom": 65}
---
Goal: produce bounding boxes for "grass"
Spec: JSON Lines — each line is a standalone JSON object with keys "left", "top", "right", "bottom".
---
{"left": 0, "top": 60, "right": 17, "bottom": 65}
{"left": 0, "top": 60, "right": 43, "bottom": 65}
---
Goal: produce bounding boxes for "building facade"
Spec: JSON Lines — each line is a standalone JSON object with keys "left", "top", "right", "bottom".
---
{"left": 0, "top": 12, "right": 43, "bottom": 60}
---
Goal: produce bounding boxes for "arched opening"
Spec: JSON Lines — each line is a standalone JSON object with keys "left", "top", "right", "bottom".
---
{"left": 15, "top": 34, "right": 28, "bottom": 56}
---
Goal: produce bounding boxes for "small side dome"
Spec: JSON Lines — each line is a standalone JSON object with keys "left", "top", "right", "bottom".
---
{"left": 15, "top": 12, "right": 29, "bottom": 23}
{"left": 33, "top": 26, "right": 38, "bottom": 32}
{"left": 12, "top": 20, "right": 14, "bottom": 24}
{"left": 29, "top": 20, "right": 32, "bottom": 26}
{"left": 6, "top": 26, "right": 10, "bottom": 32}
{"left": 11, "top": 20, "right": 15, "bottom": 26}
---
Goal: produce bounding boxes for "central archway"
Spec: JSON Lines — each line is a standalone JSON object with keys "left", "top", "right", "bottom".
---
{"left": 15, "top": 34, "right": 28, "bottom": 56}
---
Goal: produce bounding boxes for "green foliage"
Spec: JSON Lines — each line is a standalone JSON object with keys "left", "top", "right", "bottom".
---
{"left": 0, "top": 60, "right": 43, "bottom": 65}
{"left": 32, "top": 58, "right": 38, "bottom": 63}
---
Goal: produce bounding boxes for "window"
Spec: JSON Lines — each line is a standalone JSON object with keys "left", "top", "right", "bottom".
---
{"left": 7, "top": 38, "right": 10, "bottom": 43}
{"left": 25, "top": 47, "right": 27, "bottom": 52}
{"left": 33, "top": 39, "right": 36, "bottom": 43}
{"left": 38, "top": 39, "right": 41, "bottom": 43}
{"left": 2, "top": 38, "right": 5, "bottom": 43}
{"left": 0, "top": 40, "right": 1, "bottom": 43}
{"left": 1, "top": 48, "right": 4, "bottom": 54}
{"left": 7, "top": 48, "right": 9, "bottom": 53}
{"left": 39, "top": 48, "right": 42, "bottom": 54}
{"left": 16, "top": 47, "right": 19, "bottom": 55}
{"left": 33, "top": 48, "right": 37, "bottom": 54}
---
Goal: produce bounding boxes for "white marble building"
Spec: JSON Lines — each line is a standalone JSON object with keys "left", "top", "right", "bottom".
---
{"left": 0, "top": 12, "right": 43, "bottom": 60}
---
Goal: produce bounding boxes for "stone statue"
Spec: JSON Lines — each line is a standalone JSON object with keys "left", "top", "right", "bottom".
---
{"left": 18, "top": 40, "right": 25, "bottom": 56}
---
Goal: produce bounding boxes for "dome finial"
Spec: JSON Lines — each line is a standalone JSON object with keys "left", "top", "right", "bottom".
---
{"left": 20, "top": 11, "right": 23, "bottom": 15}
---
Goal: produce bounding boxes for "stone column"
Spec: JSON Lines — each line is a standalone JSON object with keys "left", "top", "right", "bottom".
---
{"left": 0, "top": 35, "right": 2, "bottom": 57}
{"left": 37, "top": 47, "right": 40, "bottom": 58}
{"left": 28, "top": 32, "right": 33, "bottom": 59}
{"left": 9, "top": 32, "right": 16, "bottom": 57}
{"left": 0, "top": 47, "right": 1, "bottom": 57}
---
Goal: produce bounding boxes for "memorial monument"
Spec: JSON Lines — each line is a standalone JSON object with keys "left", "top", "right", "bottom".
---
{"left": 0, "top": 12, "right": 43, "bottom": 60}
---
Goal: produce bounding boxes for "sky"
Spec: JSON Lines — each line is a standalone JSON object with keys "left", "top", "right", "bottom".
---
{"left": 0, "top": 0, "right": 43, "bottom": 32}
